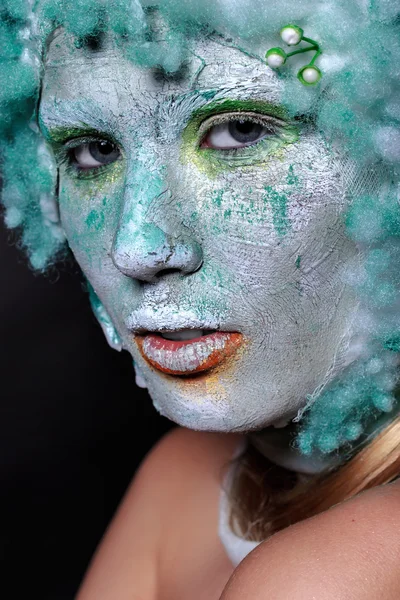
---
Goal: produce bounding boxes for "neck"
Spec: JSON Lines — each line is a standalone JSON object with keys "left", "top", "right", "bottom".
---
{"left": 248, "top": 407, "right": 400, "bottom": 476}
{"left": 247, "top": 424, "right": 340, "bottom": 475}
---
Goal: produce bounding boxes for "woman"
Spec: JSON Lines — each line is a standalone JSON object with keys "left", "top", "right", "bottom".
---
{"left": 2, "top": 1, "right": 400, "bottom": 597}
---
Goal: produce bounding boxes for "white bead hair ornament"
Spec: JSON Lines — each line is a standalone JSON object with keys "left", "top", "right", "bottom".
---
{"left": 298, "top": 65, "right": 322, "bottom": 85}
{"left": 266, "top": 47, "right": 287, "bottom": 68}
{"left": 265, "top": 24, "right": 322, "bottom": 86}
{"left": 280, "top": 25, "right": 304, "bottom": 46}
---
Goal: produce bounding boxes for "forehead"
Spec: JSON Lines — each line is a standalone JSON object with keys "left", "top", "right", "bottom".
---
{"left": 40, "top": 29, "right": 283, "bottom": 127}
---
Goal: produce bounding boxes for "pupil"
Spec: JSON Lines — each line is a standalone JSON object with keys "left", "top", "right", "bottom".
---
{"left": 97, "top": 141, "right": 114, "bottom": 155}
{"left": 88, "top": 140, "right": 120, "bottom": 165}
{"left": 236, "top": 121, "right": 253, "bottom": 134}
{"left": 228, "top": 120, "right": 263, "bottom": 144}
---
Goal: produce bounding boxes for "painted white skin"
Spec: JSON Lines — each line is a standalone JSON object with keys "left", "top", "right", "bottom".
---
{"left": 39, "top": 30, "right": 360, "bottom": 433}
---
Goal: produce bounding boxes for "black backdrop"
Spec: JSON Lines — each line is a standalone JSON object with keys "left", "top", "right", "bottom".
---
{"left": 0, "top": 223, "right": 172, "bottom": 599}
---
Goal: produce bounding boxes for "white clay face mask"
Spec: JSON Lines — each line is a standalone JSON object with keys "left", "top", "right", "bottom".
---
{"left": 39, "top": 30, "right": 360, "bottom": 432}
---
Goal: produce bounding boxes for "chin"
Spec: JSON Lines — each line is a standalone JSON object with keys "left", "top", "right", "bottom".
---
{"left": 146, "top": 379, "right": 297, "bottom": 433}
{"left": 131, "top": 344, "right": 324, "bottom": 433}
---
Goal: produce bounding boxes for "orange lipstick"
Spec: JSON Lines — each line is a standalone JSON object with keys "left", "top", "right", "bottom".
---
{"left": 135, "top": 331, "right": 243, "bottom": 376}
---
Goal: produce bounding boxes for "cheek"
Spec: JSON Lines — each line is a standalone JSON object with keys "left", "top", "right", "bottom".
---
{"left": 180, "top": 158, "right": 344, "bottom": 259}
{"left": 175, "top": 147, "right": 356, "bottom": 325}
{"left": 58, "top": 177, "right": 123, "bottom": 271}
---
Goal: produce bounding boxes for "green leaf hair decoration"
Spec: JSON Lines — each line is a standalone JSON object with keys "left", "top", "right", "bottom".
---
{"left": 266, "top": 24, "right": 322, "bottom": 86}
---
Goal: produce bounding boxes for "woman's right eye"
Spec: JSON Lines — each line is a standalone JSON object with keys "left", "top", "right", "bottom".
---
{"left": 197, "top": 111, "right": 283, "bottom": 151}
{"left": 70, "top": 140, "right": 121, "bottom": 170}
{"left": 201, "top": 119, "right": 268, "bottom": 150}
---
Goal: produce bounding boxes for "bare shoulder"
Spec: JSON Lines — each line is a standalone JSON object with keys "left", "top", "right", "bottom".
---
{"left": 221, "top": 480, "right": 400, "bottom": 600}
{"left": 77, "top": 427, "right": 239, "bottom": 600}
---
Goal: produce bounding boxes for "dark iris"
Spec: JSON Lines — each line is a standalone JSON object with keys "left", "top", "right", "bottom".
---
{"left": 228, "top": 120, "right": 264, "bottom": 144}
{"left": 89, "top": 140, "right": 120, "bottom": 164}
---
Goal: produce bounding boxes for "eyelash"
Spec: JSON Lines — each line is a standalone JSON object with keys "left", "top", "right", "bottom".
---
{"left": 198, "top": 112, "right": 283, "bottom": 152}
{"left": 60, "top": 155, "right": 110, "bottom": 179}
{"left": 58, "top": 136, "right": 121, "bottom": 179}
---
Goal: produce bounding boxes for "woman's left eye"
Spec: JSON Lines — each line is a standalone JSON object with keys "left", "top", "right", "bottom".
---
{"left": 70, "top": 140, "right": 120, "bottom": 169}
{"left": 201, "top": 119, "right": 270, "bottom": 150}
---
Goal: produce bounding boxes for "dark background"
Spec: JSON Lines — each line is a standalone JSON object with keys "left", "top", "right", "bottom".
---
{"left": 0, "top": 223, "right": 172, "bottom": 599}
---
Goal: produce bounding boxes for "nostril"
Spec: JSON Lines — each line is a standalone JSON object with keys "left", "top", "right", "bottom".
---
{"left": 191, "top": 257, "right": 203, "bottom": 274}
{"left": 156, "top": 268, "right": 182, "bottom": 278}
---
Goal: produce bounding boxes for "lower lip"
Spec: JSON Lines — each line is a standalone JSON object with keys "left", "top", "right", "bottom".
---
{"left": 135, "top": 331, "right": 243, "bottom": 376}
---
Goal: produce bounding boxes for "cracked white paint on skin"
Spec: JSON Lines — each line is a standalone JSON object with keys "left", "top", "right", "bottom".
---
{"left": 127, "top": 304, "right": 223, "bottom": 333}
{"left": 39, "top": 29, "right": 360, "bottom": 432}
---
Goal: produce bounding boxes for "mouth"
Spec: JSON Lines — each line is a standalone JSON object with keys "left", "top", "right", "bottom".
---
{"left": 135, "top": 329, "right": 243, "bottom": 376}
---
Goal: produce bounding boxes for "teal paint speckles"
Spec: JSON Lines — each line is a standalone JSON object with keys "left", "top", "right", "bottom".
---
{"left": 114, "top": 158, "right": 166, "bottom": 248}
{"left": 286, "top": 165, "right": 299, "bottom": 187}
{"left": 86, "top": 208, "right": 105, "bottom": 231}
{"left": 141, "top": 222, "right": 169, "bottom": 251}
{"left": 263, "top": 186, "right": 290, "bottom": 236}
{"left": 295, "top": 255, "right": 301, "bottom": 269}
{"left": 212, "top": 189, "right": 224, "bottom": 207}
{"left": 199, "top": 262, "right": 231, "bottom": 296}
{"left": 199, "top": 90, "right": 218, "bottom": 101}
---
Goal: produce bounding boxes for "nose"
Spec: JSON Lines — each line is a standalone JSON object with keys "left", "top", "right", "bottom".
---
{"left": 111, "top": 167, "right": 203, "bottom": 283}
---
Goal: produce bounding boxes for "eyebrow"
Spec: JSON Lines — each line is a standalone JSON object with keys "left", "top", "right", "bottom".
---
{"left": 38, "top": 98, "right": 129, "bottom": 142}
{"left": 40, "top": 85, "right": 286, "bottom": 143}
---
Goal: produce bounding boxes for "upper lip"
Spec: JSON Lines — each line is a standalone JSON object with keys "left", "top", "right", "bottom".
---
{"left": 126, "top": 307, "right": 225, "bottom": 335}
{"left": 135, "top": 329, "right": 217, "bottom": 336}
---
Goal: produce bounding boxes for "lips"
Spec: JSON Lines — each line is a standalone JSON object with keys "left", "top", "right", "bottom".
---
{"left": 135, "top": 330, "right": 243, "bottom": 376}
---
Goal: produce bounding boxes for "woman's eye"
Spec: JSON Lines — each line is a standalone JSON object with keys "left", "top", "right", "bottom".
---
{"left": 71, "top": 140, "right": 120, "bottom": 169}
{"left": 201, "top": 119, "right": 269, "bottom": 150}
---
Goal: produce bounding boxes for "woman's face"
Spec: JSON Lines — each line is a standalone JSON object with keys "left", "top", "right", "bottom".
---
{"left": 39, "top": 31, "right": 359, "bottom": 432}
